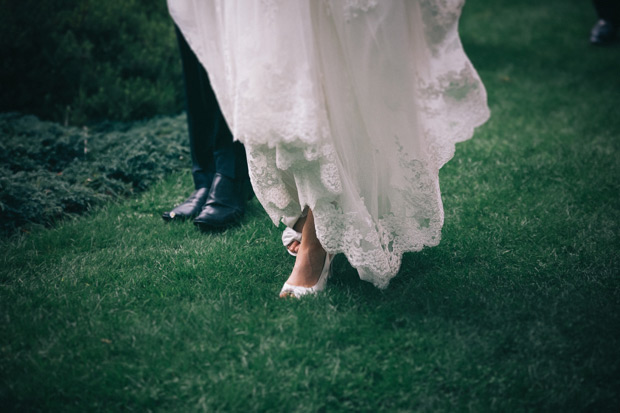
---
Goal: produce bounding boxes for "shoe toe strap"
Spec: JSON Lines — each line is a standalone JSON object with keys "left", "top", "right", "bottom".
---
{"left": 280, "top": 283, "right": 314, "bottom": 298}
{"left": 282, "top": 227, "right": 302, "bottom": 247}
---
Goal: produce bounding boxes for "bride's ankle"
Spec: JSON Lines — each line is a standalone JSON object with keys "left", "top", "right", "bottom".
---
{"left": 292, "top": 215, "right": 306, "bottom": 233}
{"left": 299, "top": 239, "right": 324, "bottom": 255}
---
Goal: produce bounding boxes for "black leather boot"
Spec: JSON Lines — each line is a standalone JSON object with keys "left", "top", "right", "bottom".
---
{"left": 194, "top": 173, "right": 251, "bottom": 229}
{"left": 162, "top": 187, "right": 210, "bottom": 221}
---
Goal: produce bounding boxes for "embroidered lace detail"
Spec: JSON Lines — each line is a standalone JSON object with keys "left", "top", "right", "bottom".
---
{"left": 343, "top": 0, "right": 378, "bottom": 21}
{"left": 419, "top": 0, "right": 465, "bottom": 51}
{"left": 417, "top": 63, "right": 489, "bottom": 169}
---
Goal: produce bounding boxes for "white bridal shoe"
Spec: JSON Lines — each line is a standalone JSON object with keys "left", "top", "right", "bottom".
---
{"left": 279, "top": 253, "right": 333, "bottom": 298}
{"left": 281, "top": 227, "right": 302, "bottom": 256}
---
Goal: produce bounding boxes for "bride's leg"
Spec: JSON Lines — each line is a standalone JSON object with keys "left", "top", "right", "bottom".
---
{"left": 279, "top": 209, "right": 326, "bottom": 294}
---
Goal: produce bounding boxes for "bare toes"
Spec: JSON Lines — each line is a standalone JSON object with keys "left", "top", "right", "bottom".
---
{"left": 288, "top": 240, "right": 300, "bottom": 254}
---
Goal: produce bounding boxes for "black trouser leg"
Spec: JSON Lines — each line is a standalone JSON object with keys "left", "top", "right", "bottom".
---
{"left": 214, "top": 141, "right": 248, "bottom": 180}
{"left": 175, "top": 26, "right": 247, "bottom": 189}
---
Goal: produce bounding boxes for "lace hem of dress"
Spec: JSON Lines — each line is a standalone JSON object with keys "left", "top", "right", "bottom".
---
{"left": 246, "top": 96, "right": 488, "bottom": 289}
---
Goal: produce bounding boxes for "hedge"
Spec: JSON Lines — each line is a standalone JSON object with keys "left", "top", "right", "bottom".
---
{"left": 0, "top": 113, "right": 190, "bottom": 235}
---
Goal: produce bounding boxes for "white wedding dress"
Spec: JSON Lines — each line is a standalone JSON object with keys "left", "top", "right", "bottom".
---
{"left": 168, "top": 0, "right": 490, "bottom": 288}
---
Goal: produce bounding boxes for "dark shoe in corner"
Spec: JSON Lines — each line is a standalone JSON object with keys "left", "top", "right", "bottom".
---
{"left": 162, "top": 187, "right": 210, "bottom": 222}
{"left": 194, "top": 173, "right": 251, "bottom": 230}
{"left": 590, "top": 19, "right": 618, "bottom": 45}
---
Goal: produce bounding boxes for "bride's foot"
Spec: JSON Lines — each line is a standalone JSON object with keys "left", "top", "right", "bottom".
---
{"left": 279, "top": 246, "right": 332, "bottom": 298}
{"left": 279, "top": 209, "right": 331, "bottom": 298}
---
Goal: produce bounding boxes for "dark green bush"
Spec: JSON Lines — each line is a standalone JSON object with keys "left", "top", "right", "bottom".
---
{"left": 0, "top": 113, "right": 190, "bottom": 235}
{"left": 0, "top": 0, "right": 183, "bottom": 125}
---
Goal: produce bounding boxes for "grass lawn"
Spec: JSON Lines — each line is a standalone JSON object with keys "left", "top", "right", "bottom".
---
{"left": 1, "top": 0, "right": 619, "bottom": 411}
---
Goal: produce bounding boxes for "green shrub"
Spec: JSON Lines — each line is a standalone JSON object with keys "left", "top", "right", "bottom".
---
{"left": 0, "top": 113, "right": 190, "bottom": 235}
{"left": 0, "top": 0, "right": 183, "bottom": 125}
